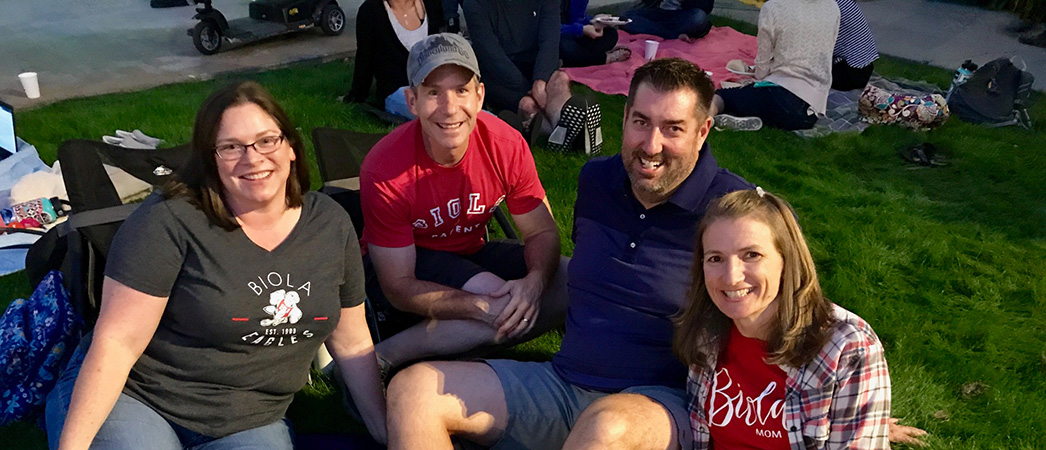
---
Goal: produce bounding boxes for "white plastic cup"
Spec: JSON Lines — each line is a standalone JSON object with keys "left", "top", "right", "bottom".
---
{"left": 18, "top": 72, "right": 40, "bottom": 99}
{"left": 644, "top": 40, "right": 659, "bottom": 62}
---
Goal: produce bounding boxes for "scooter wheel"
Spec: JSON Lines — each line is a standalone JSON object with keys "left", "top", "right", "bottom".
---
{"left": 320, "top": 4, "right": 345, "bottom": 36}
{"left": 193, "top": 21, "right": 222, "bottom": 55}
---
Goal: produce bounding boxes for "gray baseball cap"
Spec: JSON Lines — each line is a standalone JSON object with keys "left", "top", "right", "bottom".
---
{"left": 407, "top": 33, "right": 481, "bottom": 87}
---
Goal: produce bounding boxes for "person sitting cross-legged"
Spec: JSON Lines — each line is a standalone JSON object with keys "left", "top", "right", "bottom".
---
{"left": 386, "top": 58, "right": 753, "bottom": 450}
{"left": 384, "top": 58, "right": 929, "bottom": 450}
{"left": 463, "top": 0, "right": 575, "bottom": 131}
{"left": 621, "top": 0, "right": 714, "bottom": 41}
{"left": 709, "top": 0, "right": 839, "bottom": 132}
{"left": 831, "top": 0, "right": 879, "bottom": 91}
{"left": 359, "top": 33, "right": 569, "bottom": 374}
{"left": 345, "top": 0, "right": 442, "bottom": 119}
{"left": 560, "top": 0, "right": 631, "bottom": 68}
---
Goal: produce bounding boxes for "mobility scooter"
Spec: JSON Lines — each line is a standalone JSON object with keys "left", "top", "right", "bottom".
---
{"left": 189, "top": 0, "right": 345, "bottom": 55}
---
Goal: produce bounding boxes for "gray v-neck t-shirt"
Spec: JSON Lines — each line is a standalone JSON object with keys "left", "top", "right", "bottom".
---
{"left": 105, "top": 191, "right": 365, "bottom": 438}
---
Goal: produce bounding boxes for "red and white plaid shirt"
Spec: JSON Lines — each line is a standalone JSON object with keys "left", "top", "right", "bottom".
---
{"left": 687, "top": 305, "right": 891, "bottom": 450}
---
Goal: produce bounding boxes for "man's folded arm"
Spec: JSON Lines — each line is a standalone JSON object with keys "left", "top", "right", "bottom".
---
{"left": 368, "top": 243, "right": 499, "bottom": 322}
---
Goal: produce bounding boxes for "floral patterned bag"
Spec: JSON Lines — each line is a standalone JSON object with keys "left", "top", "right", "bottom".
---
{"left": 858, "top": 84, "right": 950, "bottom": 130}
{"left": 0, "top": 270, "right": 82, "bottom": 425}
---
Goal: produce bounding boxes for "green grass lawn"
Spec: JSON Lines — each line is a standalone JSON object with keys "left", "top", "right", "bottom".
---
{"left": 3, "top": 20, "right": 1046, "bottom": 449}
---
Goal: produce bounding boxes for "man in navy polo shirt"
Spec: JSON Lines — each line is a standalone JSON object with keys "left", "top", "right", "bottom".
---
{"left": 385, "top": 58, "right": 752, "bottom": 450}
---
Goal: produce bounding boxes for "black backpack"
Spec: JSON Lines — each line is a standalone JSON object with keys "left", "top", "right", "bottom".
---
{"left": 949, "top": 57, "right": 1034, "bottom": 128}
{"left": 24, "top": 140, "right": 190, "bottom": 327}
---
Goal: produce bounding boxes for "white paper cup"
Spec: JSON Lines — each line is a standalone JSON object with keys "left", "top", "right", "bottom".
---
{"left": 18, "top": 72, "right": 40, "bottom": 99}
{"left": 644, "top": 40, "right": 659, "bottom": 62}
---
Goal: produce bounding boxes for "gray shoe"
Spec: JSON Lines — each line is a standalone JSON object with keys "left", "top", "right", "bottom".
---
{"left": 714, "top": 114, "right": 763, "bottom": 131}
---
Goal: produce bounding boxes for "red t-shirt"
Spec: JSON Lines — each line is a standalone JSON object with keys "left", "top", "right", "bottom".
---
{"left": 707, "top": 325, "right": 789, "bottom": 450}
{"left": 360, "top": 113, "right": 546, "bottom": 255}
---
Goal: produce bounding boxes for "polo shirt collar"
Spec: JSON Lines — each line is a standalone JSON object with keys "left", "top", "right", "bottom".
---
{"left": 613, "top": 142, "right": 718, "bottom": 213}
{"left": 668, "top": 142, "right": 717, "bottom": 212}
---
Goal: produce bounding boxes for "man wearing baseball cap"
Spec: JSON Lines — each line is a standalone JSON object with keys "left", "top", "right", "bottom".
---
{"left": 358, "top": 33, "right": 568, "bottom": 373}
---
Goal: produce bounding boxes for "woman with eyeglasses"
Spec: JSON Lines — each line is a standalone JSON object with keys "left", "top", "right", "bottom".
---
{"left": 45, "top": 81, "right": 387, "bottom": 450}
{"left": 676, "top": 189, "right": 892, "bottom": 449}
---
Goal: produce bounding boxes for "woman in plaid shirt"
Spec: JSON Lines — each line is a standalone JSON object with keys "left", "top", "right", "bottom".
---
{"left": 675, "top": 189, "right": 892, "bottom": 449}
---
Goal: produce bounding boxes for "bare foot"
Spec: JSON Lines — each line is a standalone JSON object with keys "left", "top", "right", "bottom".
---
{"left": 518, "top": 95, "right": 539, "bottom": 121}
{"left": 543, "top": 70, "right": 573, "bottom": 125}
{"left": 605, "top": 47, "right": 631, "bottom": 64}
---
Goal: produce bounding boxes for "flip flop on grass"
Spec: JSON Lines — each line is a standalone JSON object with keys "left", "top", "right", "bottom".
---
{"left": 899, "top": 143, "right": 949, "bottom": 167}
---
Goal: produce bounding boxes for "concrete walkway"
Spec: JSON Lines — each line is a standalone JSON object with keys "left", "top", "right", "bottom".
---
{"left": 1, "top": 0, "right": 1043, "bottom": 110}
{"left": 0, "top": 0, "right": 363, "bottom": 109}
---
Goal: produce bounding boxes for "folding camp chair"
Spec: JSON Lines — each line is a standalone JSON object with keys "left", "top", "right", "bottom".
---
{"left": 25, "top": 140, "right": 191, "bottom": 327}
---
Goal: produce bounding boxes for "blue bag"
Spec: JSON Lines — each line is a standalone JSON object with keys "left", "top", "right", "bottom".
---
{"left": 0, "top": 270, "right": 82, "bottom": 425}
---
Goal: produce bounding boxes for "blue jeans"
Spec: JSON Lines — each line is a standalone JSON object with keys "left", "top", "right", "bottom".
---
{"left": 716, "top": 84, "right": 818, "bottom": 130}
{"left": 621, "top": 7, "right": 711, "bottom": 40}
{"left": 385, "top": 86, "right": 416, "bottom": 120}
{"left": 45, "top": 336, "right": 294, "bottom": 450}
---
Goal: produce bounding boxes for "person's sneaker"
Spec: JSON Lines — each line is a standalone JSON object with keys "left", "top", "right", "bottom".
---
{"left": 726, "top": 59, "right": 754, "bottom": 75}
{"left": 714, "top": 114, "right": 763, "bottom": 131}
{"left": 547, "top": 95, "right": 588, "bottom": 153}
{"left": 579, "top": 101, "right": 603, "bottom": 155}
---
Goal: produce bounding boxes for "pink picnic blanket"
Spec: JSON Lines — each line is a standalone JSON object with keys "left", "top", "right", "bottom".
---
{"left": 561, "top": 27, "right": 758, "bottom": 95}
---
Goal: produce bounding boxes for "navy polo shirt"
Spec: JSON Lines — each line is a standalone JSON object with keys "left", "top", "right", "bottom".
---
{"left": 552, "top": 144, "right": 753, "bottom": 391}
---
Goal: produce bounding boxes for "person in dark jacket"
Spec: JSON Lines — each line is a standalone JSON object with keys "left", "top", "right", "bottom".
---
{"left": 346, "top": 0, "right": 443, "bottom": 104}
{"left": 560, "top": 0, "right": 631, "bottom": 67}
{"left": 463, "top": 0, "right": 571, "bottom": 122}
{"left": 621, "top": 0, "right": 713, "bottom": 40}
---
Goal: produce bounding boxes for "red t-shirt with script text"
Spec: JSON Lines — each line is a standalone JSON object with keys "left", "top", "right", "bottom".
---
{"left": 707, "top": 325, "right": 789, "bottom": 450}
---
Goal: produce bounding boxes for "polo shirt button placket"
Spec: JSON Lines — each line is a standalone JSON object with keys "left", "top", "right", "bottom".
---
{"left": 630, "top": 242, "right": 636, "bottom": 248}
{"left": 639, "top": 213, "right": 646, "bottom": 219}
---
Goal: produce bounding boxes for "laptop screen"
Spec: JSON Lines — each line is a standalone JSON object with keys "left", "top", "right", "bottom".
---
{"left": 0, "top": 100, "right": 15, "bottom": 157}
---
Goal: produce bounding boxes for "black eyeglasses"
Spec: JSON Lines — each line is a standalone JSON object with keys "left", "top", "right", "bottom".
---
{"left": 214, "top": 135, "right": 285, "bottom": 160}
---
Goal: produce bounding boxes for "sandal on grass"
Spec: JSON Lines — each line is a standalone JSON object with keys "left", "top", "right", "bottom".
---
{"left": 713, "top": 114, "right": 762, "bottom": 131}
{"left": 606, "top": 47, "right": 631, "bottom": 64}
{"left": 498, "top": 110, "right": 528, "bottom": 143}
{"left": 899, "top": 143, "right": 948, "bottom": 167}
